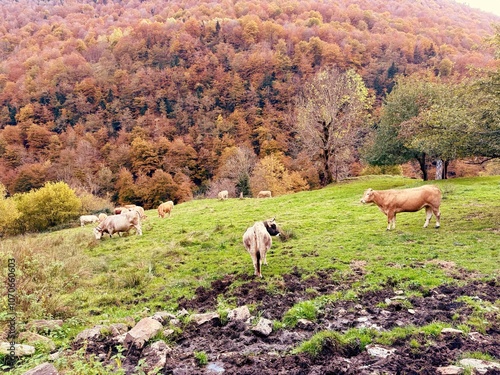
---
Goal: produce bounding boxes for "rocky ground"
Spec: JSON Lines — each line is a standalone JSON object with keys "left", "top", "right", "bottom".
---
{"left": 17, "top": 269, "right": 500, "bottom": 374}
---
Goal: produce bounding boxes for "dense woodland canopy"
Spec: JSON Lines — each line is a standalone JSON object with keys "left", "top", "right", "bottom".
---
{"left": 0, "top": 0, "right": 499, "bottom": 208}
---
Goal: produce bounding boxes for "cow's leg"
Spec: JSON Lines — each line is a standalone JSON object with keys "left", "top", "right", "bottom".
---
{"left": 135, "top": 225, "right": 143, "bottom": 235}
{"left": 434, "top": 208, "right": 441, "bottom": 228}
{"left": 387, "top": 212, "right": 395, "bottom": 230}
{"left": 251, "top": 253, "right": 261, "bottom": 277}
{"left": 424, "top": 207, "right": 433, "bottom": 228}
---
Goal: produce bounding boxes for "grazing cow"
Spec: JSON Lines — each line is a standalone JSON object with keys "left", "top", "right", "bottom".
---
{"left": 243, "top": 218, "right": 280, "bottom": 278}
{"left": 360, "top": 185, "right": 442, "bottom": 230}
{"left": 124, "top": 204, "right": 136, "bottom": 209}
{"left": 257, "top": 190, "right": 272, "bottom": 198}
{"left": 218, "top": 190, "right": 229, "bottom": 200}
{"left": 93, "top": 210, "right": 142, "bottom": 239}
{"left": 158, "top": 201, "right": 174, "bottom": 218}
{"left": 114, "top": 207, "right": 129, "bottom": 215}
{"left": 130, "top": 205, "right": 147, "bottom": 220}
{"left": 98, "top": 213, "right": 108, "bottom": 222}
{"left": 80, "top": 215, "right": 99, "bottom": 227}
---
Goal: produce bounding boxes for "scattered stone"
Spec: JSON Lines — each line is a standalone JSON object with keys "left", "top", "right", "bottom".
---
{"left": 26, "top": 320, "right": 63, "bottom": 333}
{"left": 152, "top": 311, "right": 177, "bottom": 325}
{"left": 0, "top": 342, "right": 35, "bottom": 356}
{"left": 459, "top": 358, "right": 500, "bottom": 374}
{"left": 436, "top": 365, "right": 464, "bottom": 375}
{"left": 18, "top": 331, "right": 56, "bottom": 352}
{"left": 124, "top": 317, "right": 163, "bottom": 350}
{"left": 296, "top": 319, "right": 315, "bottom": 330}
{"left": 206, "top": 362, "right": 225, "bottom": 374}
{"left": 366, "top": 344, "right": 396, "bottom": 359}
{"left": 141, "top": 340, "right": 171, "bottom": 373}
{"left": 177, "top": 309, "right": 190, "bottom": 318}
{"left": 109, "top": 323, "right": 128, "bottom": 336}
{"left": 408, "top": 309, "right": 416, "bottom": 314}
{"left": 170, "top": 319, "right": 181, "bottom": 326}
{"left": 190, "top": 312, "right": 220, "bottom": 326}
{"left": 228, "top": 306, "right": 251, "bottom": 322}
{"left": 163, "top": 329, "right": 175, "bottom": 337}
{"left": 22, "top": 362, "right": 58, "bottom": 375}
{"left": 111, "top": 333, "right": 127, "bottom": 345}
{"left": 73, "top": 325, "right": 106, "bottom": 345}
{"left": 356, "top": 316, "right": 369, "bottom": 323}
{"left": 394, "top": 290, "right": 404, "bottom": 295}
{"left": 468, "top": 332, "right": 486, "bottom": 342}
{"left": 441, "top": 328, "right": 463, "bottom": 335}
{"left": 48, "top": 352, "right": 61, "bottom": 361}
{"left": 251, "top": 318, "right": 273, "bottom": 337}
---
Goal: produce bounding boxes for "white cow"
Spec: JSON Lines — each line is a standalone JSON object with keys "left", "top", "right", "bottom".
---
{"left": 80, "top": 215, "right": 99, "bottom": 227}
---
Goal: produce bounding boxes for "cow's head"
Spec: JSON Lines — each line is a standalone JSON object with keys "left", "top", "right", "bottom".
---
{"left": 360, "top": 188, "right": 375, "bottom": 204}
{"left": 93, "top": 226, "right": 103, "bottom": 240}
{"left": 264, "top": 217, "right": 280, "bottom": 236}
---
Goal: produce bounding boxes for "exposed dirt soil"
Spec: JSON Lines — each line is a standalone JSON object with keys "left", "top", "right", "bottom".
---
{"left": 84, "top": 269, "right": 499, "bottom": 374}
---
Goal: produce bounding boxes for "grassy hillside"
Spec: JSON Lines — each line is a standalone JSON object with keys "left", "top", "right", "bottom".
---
{"left": 1, "top": 175, "right": 499, "bottom": 372}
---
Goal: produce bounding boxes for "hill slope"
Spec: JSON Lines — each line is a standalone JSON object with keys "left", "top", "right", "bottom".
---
{"left": 1, "top": 176, "right": 499, "bottom": 373}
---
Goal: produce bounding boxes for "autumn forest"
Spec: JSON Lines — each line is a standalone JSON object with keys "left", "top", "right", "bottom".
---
{"left": 1, "top": 0, "right": 499, "bottom": 209}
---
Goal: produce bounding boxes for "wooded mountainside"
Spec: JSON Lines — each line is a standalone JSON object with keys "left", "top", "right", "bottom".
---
{"left": 0, "top": 0, "right": 499, "bottom": 207}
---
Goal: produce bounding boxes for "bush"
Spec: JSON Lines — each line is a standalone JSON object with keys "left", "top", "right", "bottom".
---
{"left": 14, "top": 181, "right": 82, "bottom": 233}
{"left": 0, "top": 184, "right": 20, "bottom": 236}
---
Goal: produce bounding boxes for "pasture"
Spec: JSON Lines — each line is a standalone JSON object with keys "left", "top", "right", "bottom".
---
{"left": 1, "top": 175, "right": 499, "bottom": 374}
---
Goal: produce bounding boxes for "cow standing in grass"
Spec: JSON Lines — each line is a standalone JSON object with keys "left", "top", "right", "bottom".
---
{"left": 94, "top": 210, "right": 142, "bottom": 239}
{"left": 158, "top": 201, "right": 174, "bottom": 218}
{"left": 243, "top": 218, "right": 280, "bottom": 278}
{"left": 80, "top": 215, "right": 99, "bottom": 227}
{"left": 360, "top": 185, "right": 442, "bottom": 230}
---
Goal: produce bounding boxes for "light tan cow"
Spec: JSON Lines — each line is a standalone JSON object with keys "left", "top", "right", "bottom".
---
{"left": 217, "top": 190, "right": 229, "bottom": 200}
{"left": 158, "top": 201, "right": 174, "bottom": 218}
{"left": 98, "top": 213, "right": 108, "bottom": 223}
{"left": 114, "top": 207, "right": 129, "bottom": 215}
{"left": 80, "top": 215, "right": 99, "bottom": 227}
{"left": 257, "top": 190, "right": 272, "bottom": 198}
{"left": 360, "top": 185, "right": 442, "bottom": 230}
{"left": 243, "top": 218, "right": 280, "bottom": 278}
{"left": 130, "top": 205, "right": 147, "bottom": 220}
{"left": 93, "top": 210, "right": 142, "bottom": 239}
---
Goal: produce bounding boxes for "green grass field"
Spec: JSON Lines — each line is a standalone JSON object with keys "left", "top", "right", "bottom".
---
{"left": 1, "top": 175, "right": 499, "bottom": 372}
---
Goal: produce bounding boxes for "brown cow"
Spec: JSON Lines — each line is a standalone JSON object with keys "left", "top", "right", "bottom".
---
{"left": 158, "top": 201, "right": 174, "bottom": 218}
{"left": 257, "top": 190, "right": 272, "bottom": 198}
{"left": 360, "top": 185, "right": 441, "bottom": 230}
{"left": 243, "top": 218, "right": 280, "bottom": 278}
{"left": 93, "top": 210, "right": 142, "bottom": 239}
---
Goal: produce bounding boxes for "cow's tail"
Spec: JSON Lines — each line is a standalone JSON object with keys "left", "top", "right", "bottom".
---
{"left": 256, "top": 250, "right": 261, "bottom": 277}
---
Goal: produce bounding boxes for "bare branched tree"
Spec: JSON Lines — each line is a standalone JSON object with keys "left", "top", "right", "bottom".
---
{"left": 295, "top": 68, "right": 372, "bottom": 184}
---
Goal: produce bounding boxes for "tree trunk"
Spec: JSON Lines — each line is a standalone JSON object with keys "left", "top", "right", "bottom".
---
{"left": 417, "top": 153, "right": 428, "bottom": 181}
{"left": 442, "top": 160, "right": 449, "bottom": 179}
{"left": 435, "top": 159, "right": 443, "bottom": 180}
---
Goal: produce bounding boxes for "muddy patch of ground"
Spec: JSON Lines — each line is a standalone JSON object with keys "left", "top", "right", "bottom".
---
{"left": 166, "top": 269, "right": 500, "bottom": 374}
{"left": 81, "top": 270, "right": 499, "bottom": 374}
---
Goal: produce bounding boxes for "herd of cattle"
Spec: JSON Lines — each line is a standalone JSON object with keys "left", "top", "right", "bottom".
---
{"left": 80, "top": 185, "right": 442, "bottom": 277}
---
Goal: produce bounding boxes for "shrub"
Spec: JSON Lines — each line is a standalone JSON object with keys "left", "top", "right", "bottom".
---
{"left": 14, "top": 181, "right": 82, "bottom": 233}
{"left": 0, "top": 184, "right": 20, "bottom": 236}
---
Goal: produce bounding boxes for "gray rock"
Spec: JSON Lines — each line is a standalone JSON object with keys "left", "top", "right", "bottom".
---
{"left": 141, "top": 340, "right": 171, "bottom": 372}
{"left": 73, "top": 325, "right": 106, "bottom": 345}
{"left": 366, "top": 344, "right": 396, "bottom": 359}
{"left": 296, "top": 319, "right": 315, "bottom": 330}
{"left": 124, "top": 317, "right": 163, "bottom": 349}
{"left": 109, "top": 323, "right": 128, "bottom": 336}
{"left": 22, "top": 362, "right": 58, "bottom": 375}
{"left": 228, "top": 306, "right": 251, "bottom": 322}
{"left": 152, "top": 311, "right": 177, "bottom": 325}
{"left": 190, "top": 312, "right": 219, "bottom": 326}
{"left": 441, "top": 328, "right": 463, "bottom": 335}
{"left": 0, "top": 342, "right": 35, "bottom": 356}
{"left": 18, "top": 331, "right": 56, "bottom": 352}
{"left": 26, "top": 320, "right": 63, "bottom": 333}
{"left": 459, "top": 358, "right": 500, "bottom": 374}
{"left": 251, "top": 318, "right": 273, "bottom": 336}
{"left": 436, "top": 365, "right": 464, "bottom": 375}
